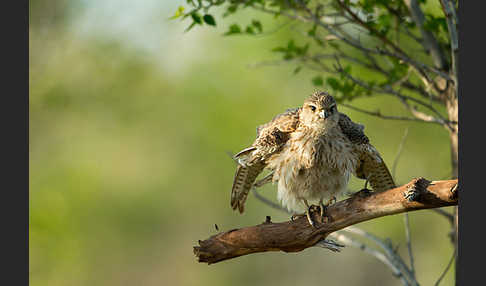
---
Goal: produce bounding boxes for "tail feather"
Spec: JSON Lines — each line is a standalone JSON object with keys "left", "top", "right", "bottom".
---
{"left": 368, "top": 161, "right": 395, "bottom": 192}
{"left": 230, "top": 161, "right": 265, "bottom": 213}
{"left": 356, "top": 146, "right": 396, "bottom": 192}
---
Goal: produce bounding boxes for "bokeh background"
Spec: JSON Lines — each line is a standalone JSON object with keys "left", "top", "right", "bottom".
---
{"left": 29, "top": 1, "right": 455, "bottom": 285}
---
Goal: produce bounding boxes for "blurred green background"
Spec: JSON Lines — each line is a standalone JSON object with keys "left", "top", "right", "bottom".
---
{"left": 29, "top": 1, "right": 455, "bottom": 285}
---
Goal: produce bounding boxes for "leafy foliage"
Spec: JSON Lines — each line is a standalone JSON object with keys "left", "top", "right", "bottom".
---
{"left": 171, "top": 0, "right": 454, "bottom": 123}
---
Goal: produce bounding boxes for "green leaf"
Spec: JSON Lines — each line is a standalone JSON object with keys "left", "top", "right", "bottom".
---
{"left": 245, "top": 26, "right": 255, "bottom": 35}
{"left": 224, "top": 24, "right": 241, "bottom": 36}
{"left": 287, "top": 40, "right": 296, "bottom": 51}
{"left": 295, "top": 43, "right": 309, "bottom": 56}
{"left": 307, "top": 24, "right": 317, "bottom": 36}
{"left": 223, "top": 4, "right": 238, "bottom": 17}
{"left": 251, "top": 20, "right": 263, "bottom": 33}
{"left": 191, "top": 12, "right": 202, "bottom": 24}
{"left": 203, "top": 14, "right": 216, "bottom": 26}
{"left": 283, "top": 54, "right": 294, "bottom": 60}
{"left": 170, "top": 6, "right": 185, "bottom": 20}
{"left": 271, "top": 46, "right": 287, "bottom": 53}
{"left": 312, "top": 76, "right": 324, "bottom": 86}
{"left": 326, "top": 77, "right": 340, "bottom": 90}
{"left": 342, "top": 82, "right": 355, "bottom": 93}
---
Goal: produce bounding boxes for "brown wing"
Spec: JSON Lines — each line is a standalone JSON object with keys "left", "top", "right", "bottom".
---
{"left": 338, "top": 113, "right": 396, "bottom": 192}
{"left": 230, "top": 107, "right": 300, "bottom": 213}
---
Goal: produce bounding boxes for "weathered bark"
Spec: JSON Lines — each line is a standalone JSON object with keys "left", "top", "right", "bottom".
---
{"left": 194, "top": 178, "right": 458, "bottom": 264}
{"left": 447, "top": 95, "right": 458, "bottom": 178}
{"left": 441, "top": 77, "right": 458, "bottom": 284}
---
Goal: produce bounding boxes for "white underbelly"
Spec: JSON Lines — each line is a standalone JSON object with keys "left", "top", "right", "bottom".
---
{"left": 269, "top": 131, "right": 358, "bottom": 213}
{"left": 276, "top": 163, "right": 351, "bottom": 212}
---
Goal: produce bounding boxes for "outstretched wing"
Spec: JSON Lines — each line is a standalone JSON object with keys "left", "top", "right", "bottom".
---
{"left": 230, "top": 108, "right": 300, "bottom": 213}
{"left": 338, "top": 113, "right": 396, "bottom": 192}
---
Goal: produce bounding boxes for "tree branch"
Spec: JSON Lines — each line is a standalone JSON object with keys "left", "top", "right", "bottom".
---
{"left": 404, "top": 0, "right": 448, "bottom": 70}
{"left": 194, "top": 178, "right": 458, "bottom": 264}
{"left": 440, "top": 0, "right": 459, "bottom": 98}
{"left": 330, "top": 231, "right": 412, "bottom": 286}
{"left": 340, "top": 103, "right": 443, "bottom": 125}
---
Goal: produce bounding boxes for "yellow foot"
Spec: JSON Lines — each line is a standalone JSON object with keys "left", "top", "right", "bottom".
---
{"left": 319, "top": 197, "right": 336, "bottom": 222}
{"left": 291, "top": 205, "right": 320, "bottom": 228}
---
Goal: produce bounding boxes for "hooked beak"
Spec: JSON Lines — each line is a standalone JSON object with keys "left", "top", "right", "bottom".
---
{"left": 319, "top": 110, "right": 329, "bottom": 119}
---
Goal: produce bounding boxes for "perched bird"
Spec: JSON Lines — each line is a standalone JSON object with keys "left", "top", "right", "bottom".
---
{"left": 230, "top": 91, "right": 395, "bottom": 226}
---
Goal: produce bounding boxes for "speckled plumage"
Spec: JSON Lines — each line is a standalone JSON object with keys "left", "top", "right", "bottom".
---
{"left": 231, "top": 91, "right": 395, "bottom": 213}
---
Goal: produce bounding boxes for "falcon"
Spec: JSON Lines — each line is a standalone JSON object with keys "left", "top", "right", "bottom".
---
{"left": 230, "top": 91, "right": 395, "bottom": 226}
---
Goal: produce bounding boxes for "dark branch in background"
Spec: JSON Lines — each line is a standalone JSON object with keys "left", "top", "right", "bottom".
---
{"left": 392, "top": 127, "right": 410, "bottom": 180}
{"left": 439, "top": 0, "right": 459, "bottom": 97}
{"left": 331, "top": 57, "right": 455, "bottom": 130}
{"left": 340, "top": 103, "right": 442, "bottom": 125}
{"left": 434, "top": 248, "right": 456, "bottom": 286}
{"left": 403, "top": 213, "right": 416, "bottom": 280}
{"left": 392, "top": 128, "right": 417, "bottom": 283}
{"left": 432, "top": 208, "right": 454, "bottom": 224}
{"left": 328, "top": 232, "right": 410, "bottom": 285}
{"left": 404, "top": 0, "right": 448, "bottom": 70}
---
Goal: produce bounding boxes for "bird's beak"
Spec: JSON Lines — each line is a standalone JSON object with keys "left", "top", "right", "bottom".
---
{"left": 319, "top": 110, "right": 329, "bottom": 119}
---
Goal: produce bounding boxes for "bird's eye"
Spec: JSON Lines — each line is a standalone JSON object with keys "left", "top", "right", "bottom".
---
{"left": 309, "top": 105, "right": 316, "bottom": 112}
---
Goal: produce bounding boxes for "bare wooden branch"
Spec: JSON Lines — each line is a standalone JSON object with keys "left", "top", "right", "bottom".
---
{"left": 340, "top": 103, "right": 441, "bottom": 125}
{"left": 194, "top": 178, "right": 458, "bottom": 264}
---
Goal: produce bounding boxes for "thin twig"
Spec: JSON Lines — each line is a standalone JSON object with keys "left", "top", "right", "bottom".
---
{"left": 431, "top": 208, "right": 454, "bottom": 224}
{"left": 330, "top": 232, "right": 410, "bottom": 286}
{"left": 404, "top": 0, "right": 447, "bottom": 69}
{"left": 340, "top": 103, "right": 438, "bottom": 125}
{"left": 403, "top": 213, "right": 416, "bottom": 279}
{"left": 434, "top": 248, "right": 456, "bottom": 286}
{"left": 440, "top": 0, "right": 459, "bottom": 98}
{"left": 343, "top": 226, "right": 420, "bottom": 286}
{"left": 392, "top": 127, "right": 410, "bottom": 179}
{"left": 331, "top": 58, "right": 454, "bottom": 129}
{"left": 252, "top": 188, "right": 291, "bottom": 214}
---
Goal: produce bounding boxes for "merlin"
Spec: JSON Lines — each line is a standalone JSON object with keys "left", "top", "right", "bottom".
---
{"left": 230, "top": 91, "right": 395, "bottom": 226}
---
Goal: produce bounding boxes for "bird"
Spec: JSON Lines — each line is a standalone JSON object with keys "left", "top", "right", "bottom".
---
{"left": 230, "top": 91, "right": 395, "bottom": 227}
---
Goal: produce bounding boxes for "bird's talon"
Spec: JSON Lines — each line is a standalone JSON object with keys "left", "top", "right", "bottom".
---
{"left": 354, "top": 188, "right": 372, "bottom": 198}
{"left": 306, "top": 211, "right": 317, "bottom": 228}
{"left": 320, "top": 203, "right": 326, "bottom": 218}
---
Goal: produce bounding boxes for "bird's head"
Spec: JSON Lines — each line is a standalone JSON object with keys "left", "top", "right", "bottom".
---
{"left": 300, "top": 91, "right": 339, "bottom": 129}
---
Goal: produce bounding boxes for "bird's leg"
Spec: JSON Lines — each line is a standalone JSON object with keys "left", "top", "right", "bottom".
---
{"left": 319, "top": 198, "right": 325, "bottom": 217}
{"left": 319, "top": 196, "right": 336, "bottom": 222}
{"left": 364, "top": 176, "right": 370, "bottom": 190}
{"left": 353, "top": 175, "right": 373, "bottom": 198}
{"left": 290, "top": 199, "right": 318, "bottom": 228}
{"left": 303, "top": 199, "right": 316, "bottom": 228}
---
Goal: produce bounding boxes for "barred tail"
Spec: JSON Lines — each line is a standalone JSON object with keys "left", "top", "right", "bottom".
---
{"left": 230, "top": 162, "right": 265, "bottom": 213}
{"left": 356, "top": 145, "right": 396, "bottom": 192}
{"left": 368, "top": 161, "right": 396, "bottom": 192}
